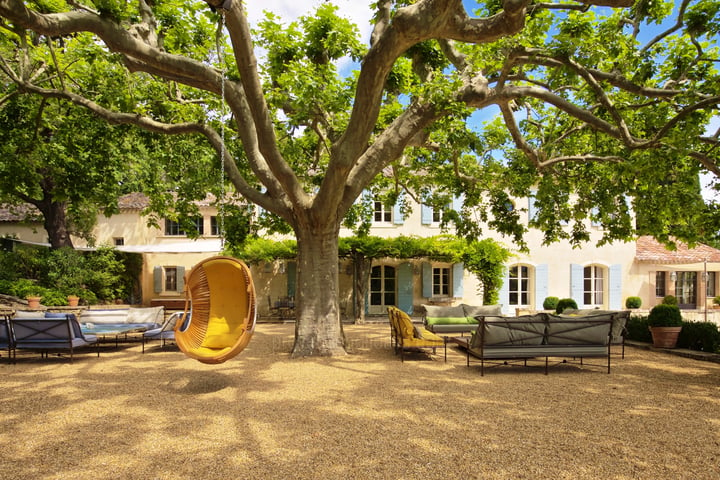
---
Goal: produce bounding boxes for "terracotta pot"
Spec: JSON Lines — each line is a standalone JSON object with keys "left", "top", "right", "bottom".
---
{"left": 67, "top": 296, "right": 80, "bottom": 307}
{"left": 26, "top": 296, "right": 41, "bottom": 309}
{"left": 649, "top": 326, "right": 682, "bottom": 349}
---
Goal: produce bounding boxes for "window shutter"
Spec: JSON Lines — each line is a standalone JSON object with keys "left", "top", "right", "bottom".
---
{"left": 397, "top": 262, "right": 414, "bottom": 314}
{"left": 608, "top": 264, "right": 622, "bottom": 309}
{"left": 534, "top": 264, "right": 548, "bottom": 310}
{"left": 422, "top": 262, "right": 432, "bottom": 298}
{"left": 528, "top": 192, "right": 538, "bottom": 224}
{"left": 570, "top": 264, "right": 584, "bottom": 309}
{"left": 153, "top": 266, "right": 163, "bottom": 293}
{"left": 452, "top": 262, "right": 464, "bottom": 298}
{"left": 421, "top": 204, "right": 433, "bottom": 225}
{"left": 177, "top": 266, "right": 186, "bottom": 292}
{"left": 499, "top": 266, "right": 510, "bottom": 314}
{"left": 452, "top": 194, "right": 463, "bottom": 211}
{"left": 393, "top": 200, "right": 404, "bottom": 225}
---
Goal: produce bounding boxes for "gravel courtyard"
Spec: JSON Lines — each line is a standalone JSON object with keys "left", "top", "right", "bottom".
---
{"left": 1, "top": 323, "right": 718, "bottom": 480}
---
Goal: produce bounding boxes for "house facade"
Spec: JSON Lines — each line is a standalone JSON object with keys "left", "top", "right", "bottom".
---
{"left": 2, "top": 193, "right": 720, "bottom": 322}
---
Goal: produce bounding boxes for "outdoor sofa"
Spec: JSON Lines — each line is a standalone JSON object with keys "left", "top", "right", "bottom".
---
{"left": 455, "top": 311, "right": 622, "bottom": 375}
{"left": 9, "top": 312, "right": 99, "bottom": 362}
{"left": 79, "top": 306, "right": 164, "bottom": 345}
{"left": 422, "top": 303, "right": 503, "bottom": 334}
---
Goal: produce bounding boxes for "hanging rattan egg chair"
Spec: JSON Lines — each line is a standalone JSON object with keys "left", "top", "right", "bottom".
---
{"left": 175, "top": 255, "right": 257, "bottom": 364}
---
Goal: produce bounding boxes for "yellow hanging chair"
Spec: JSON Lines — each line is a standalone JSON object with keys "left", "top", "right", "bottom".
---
{"left": 175, "top": 255, "right": 257, "bottom": 364}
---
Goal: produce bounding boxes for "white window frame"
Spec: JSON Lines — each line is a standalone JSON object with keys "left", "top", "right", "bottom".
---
{"left": 508, "top": 265, "right": 531, "bottom": 307}
{"left": 584, "top": 265, "right": 605, "bottom": 308}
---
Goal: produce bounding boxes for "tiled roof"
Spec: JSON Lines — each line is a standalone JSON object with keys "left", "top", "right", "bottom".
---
{"left": 117, "top": 193, "right": 221, "bottom": 210}
{"left": 117, "top": 192, "right": 150, "bottom": 210}
{"left": 0, "top": 204, "right": 41, "bottom": 222}
{"left": 636, "top": 235, "right": 720, "bottom": 263}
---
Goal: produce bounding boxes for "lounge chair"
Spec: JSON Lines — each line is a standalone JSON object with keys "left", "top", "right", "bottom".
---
{"left": 0, "top": 314, "right": 12, "bottom": 363}
{"left": 142, "top": 311, "right": 188, "bottom": 353}
{"left": 387, "top": 306, "right": 446, "bottom": 362}
{"left": 10, "top": 314, "right": 99, "bottom": 362}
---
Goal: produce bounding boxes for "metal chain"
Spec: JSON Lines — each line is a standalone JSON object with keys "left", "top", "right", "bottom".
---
{"left": 216, "top": 14, "right": 227, "bottom": 247}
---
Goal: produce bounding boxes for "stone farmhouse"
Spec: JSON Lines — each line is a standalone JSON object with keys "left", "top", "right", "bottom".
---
{"left": 2, "top": 193, "right": 720, "bottom": 322}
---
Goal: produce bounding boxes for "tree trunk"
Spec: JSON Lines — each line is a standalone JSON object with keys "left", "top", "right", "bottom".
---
{"left": 353, "top": 253, "right": 372, "bottom": 324}
{"left": 37, "top": 199, "right": 74, "bottom": 249}
{"left": 292, "top": 222, "right": 347, "bottom": 357}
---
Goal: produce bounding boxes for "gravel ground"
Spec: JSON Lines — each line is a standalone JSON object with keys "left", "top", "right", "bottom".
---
{"left": 1, "top": 323, "right": 719, "bottom": 480}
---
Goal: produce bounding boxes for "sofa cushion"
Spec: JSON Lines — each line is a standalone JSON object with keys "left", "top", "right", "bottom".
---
{"left": 422, "top": 304, "right": 465, "bottom": 318}
{"left": 473, "top": 314, "right": 546, "bottom": 347}
{"left": 14, "top": 310, "right": 41, "bottom": 318}
{"left": 425, "top": 316, "right": 474, "bottom": 326}
{"left": 546, "top": 314, "right": 612, "bottom": 345}
{"left": 394, "top": 309, "right": 416, "bottom": 339}
{"left": 462, "top": 304, "right": 502, "bottom": 317}
{"left": 127, "top": 306, "right": 163, "bottom": 325}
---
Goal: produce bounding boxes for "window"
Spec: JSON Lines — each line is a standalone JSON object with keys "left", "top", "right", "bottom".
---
{"left": 584, "top": 265, "right": 604, "bottom": 307}
{"left": 675, "top": 271, "right": 697, "bottom": 308}
{"left": 165, "top": 217, "right": 204, "bottom": 236}
{"left": 164, "top": 267, "right": 178, "bottom": 292}
{"left": 373, "top": 200, "right": 392, "bottom": 223}
{"left": 369, "top": 265, "right": 396, "bottom": 314}
{"left": 509, "top": 265, "right": 530, "bottom": 306}
{"left": 707, "top": 272, "right": 716, "bottom": 298}
{"left": 655, "top": 271, "right": 666, "bottom": 297}
{"left": 113, "top": 237, "right": 124, "bottom": 246}
{"left": 211, "top": 216, "right": 220, "bottom": 236}
{"left": 432, "top": 208, "right": 442, "bottom": 223}
{"left": 433, "top": 267, "right": 450, "bottom": 296}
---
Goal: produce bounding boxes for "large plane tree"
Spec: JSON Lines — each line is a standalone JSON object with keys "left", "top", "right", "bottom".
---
{"left": 0, "top": 0, "right": 718, "bottom": 356}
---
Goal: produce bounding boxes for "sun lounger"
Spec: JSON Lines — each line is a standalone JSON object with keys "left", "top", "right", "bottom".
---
{"left": 10, "top": 314, "right": 99, "bottom": 362}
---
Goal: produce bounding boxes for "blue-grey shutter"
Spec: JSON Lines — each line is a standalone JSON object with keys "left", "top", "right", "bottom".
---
{"left": 286, "top": 261, "right": 297, "bottom": 298}
{"left": 452, "top": 194, "right": 463, "bottom": 211}
{"left": 570, "top": 264, "right": 584, "bottom": 309}
{"left": 177, "top": 266, "right": 186, "bottom": 292}
{"left": 397, "top": 262, "right": 414, "bottom": 314}
{"left": 528, "top": 193, "right": 538, "bottom": 224}
{"left": 498, "top": 266, "right": 510, "bottom": 314}
{"left": 608, "top": 264, "right": 622, "bottom": 310}
{"left": 534, "top": 264, "right": 548, "bottom": 310}
{"left": 393, "top": 199, "right": 404, "bottom": 225}
{"left": 153, "top": 266, "right": 163, "bottom": 293}
{"left": 452, "top": 262, "right": 464, "bottom": 298}
{"left": 421, "top": 204, "right": 433, "bottom": 225}
{"left": 422, "top": 262, "right": 432, "bottom": 298}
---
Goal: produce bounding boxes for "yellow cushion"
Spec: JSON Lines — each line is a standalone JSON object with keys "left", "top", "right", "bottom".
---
{"left": 395, "top": 310, "right": 415, "bottom": 339}
{"left": 199, "top": 259, "right": 249, "bottom": 349}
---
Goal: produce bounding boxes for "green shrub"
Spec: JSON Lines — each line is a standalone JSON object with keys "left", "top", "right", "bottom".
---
{"left": 626, "top": 315, "right": 652, "bottom": 343}
{"left": 662, "top": 295, "right": 678, "bottom": 306}
{"left": 0, "top": 244, "right": 138, "bottom": 304}
{"left": 713, "top": 296, "right": 720, "bottom": 306}
{"left": 555, "top": 298, "right": 578, "bottom": 314}
{"left": 647, "top": 304, "right": 683, "bottom": 327}
{"left": 625, "top": 296, "right": 642, "bottom": 309}
{"left": 543, "top": 296, "right": 559, "bottom": 310}
{"left": 677, "top": 321, "right": 720, "bottom": 353}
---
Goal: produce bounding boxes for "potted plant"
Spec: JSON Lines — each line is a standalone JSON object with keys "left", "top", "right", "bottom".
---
{"left": 713, "top": 296, "right": 720, "bottom": 309}
{"left": 647, "top": 304, "right": 683, "bottom": 348}
{"left": 555, "top": 298, "right": 578, "bottom": 314}
{"left": 67, "top": 295, "right": 80, "bottom": 307}
{"left": 26, "top": 294, "right": 42, "bottom": 309}
{"left": 543, "top": 296, "right": 559, "bottom": 311}
{"left": 625, "top": 296, "right": 642, "bottom": 309}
